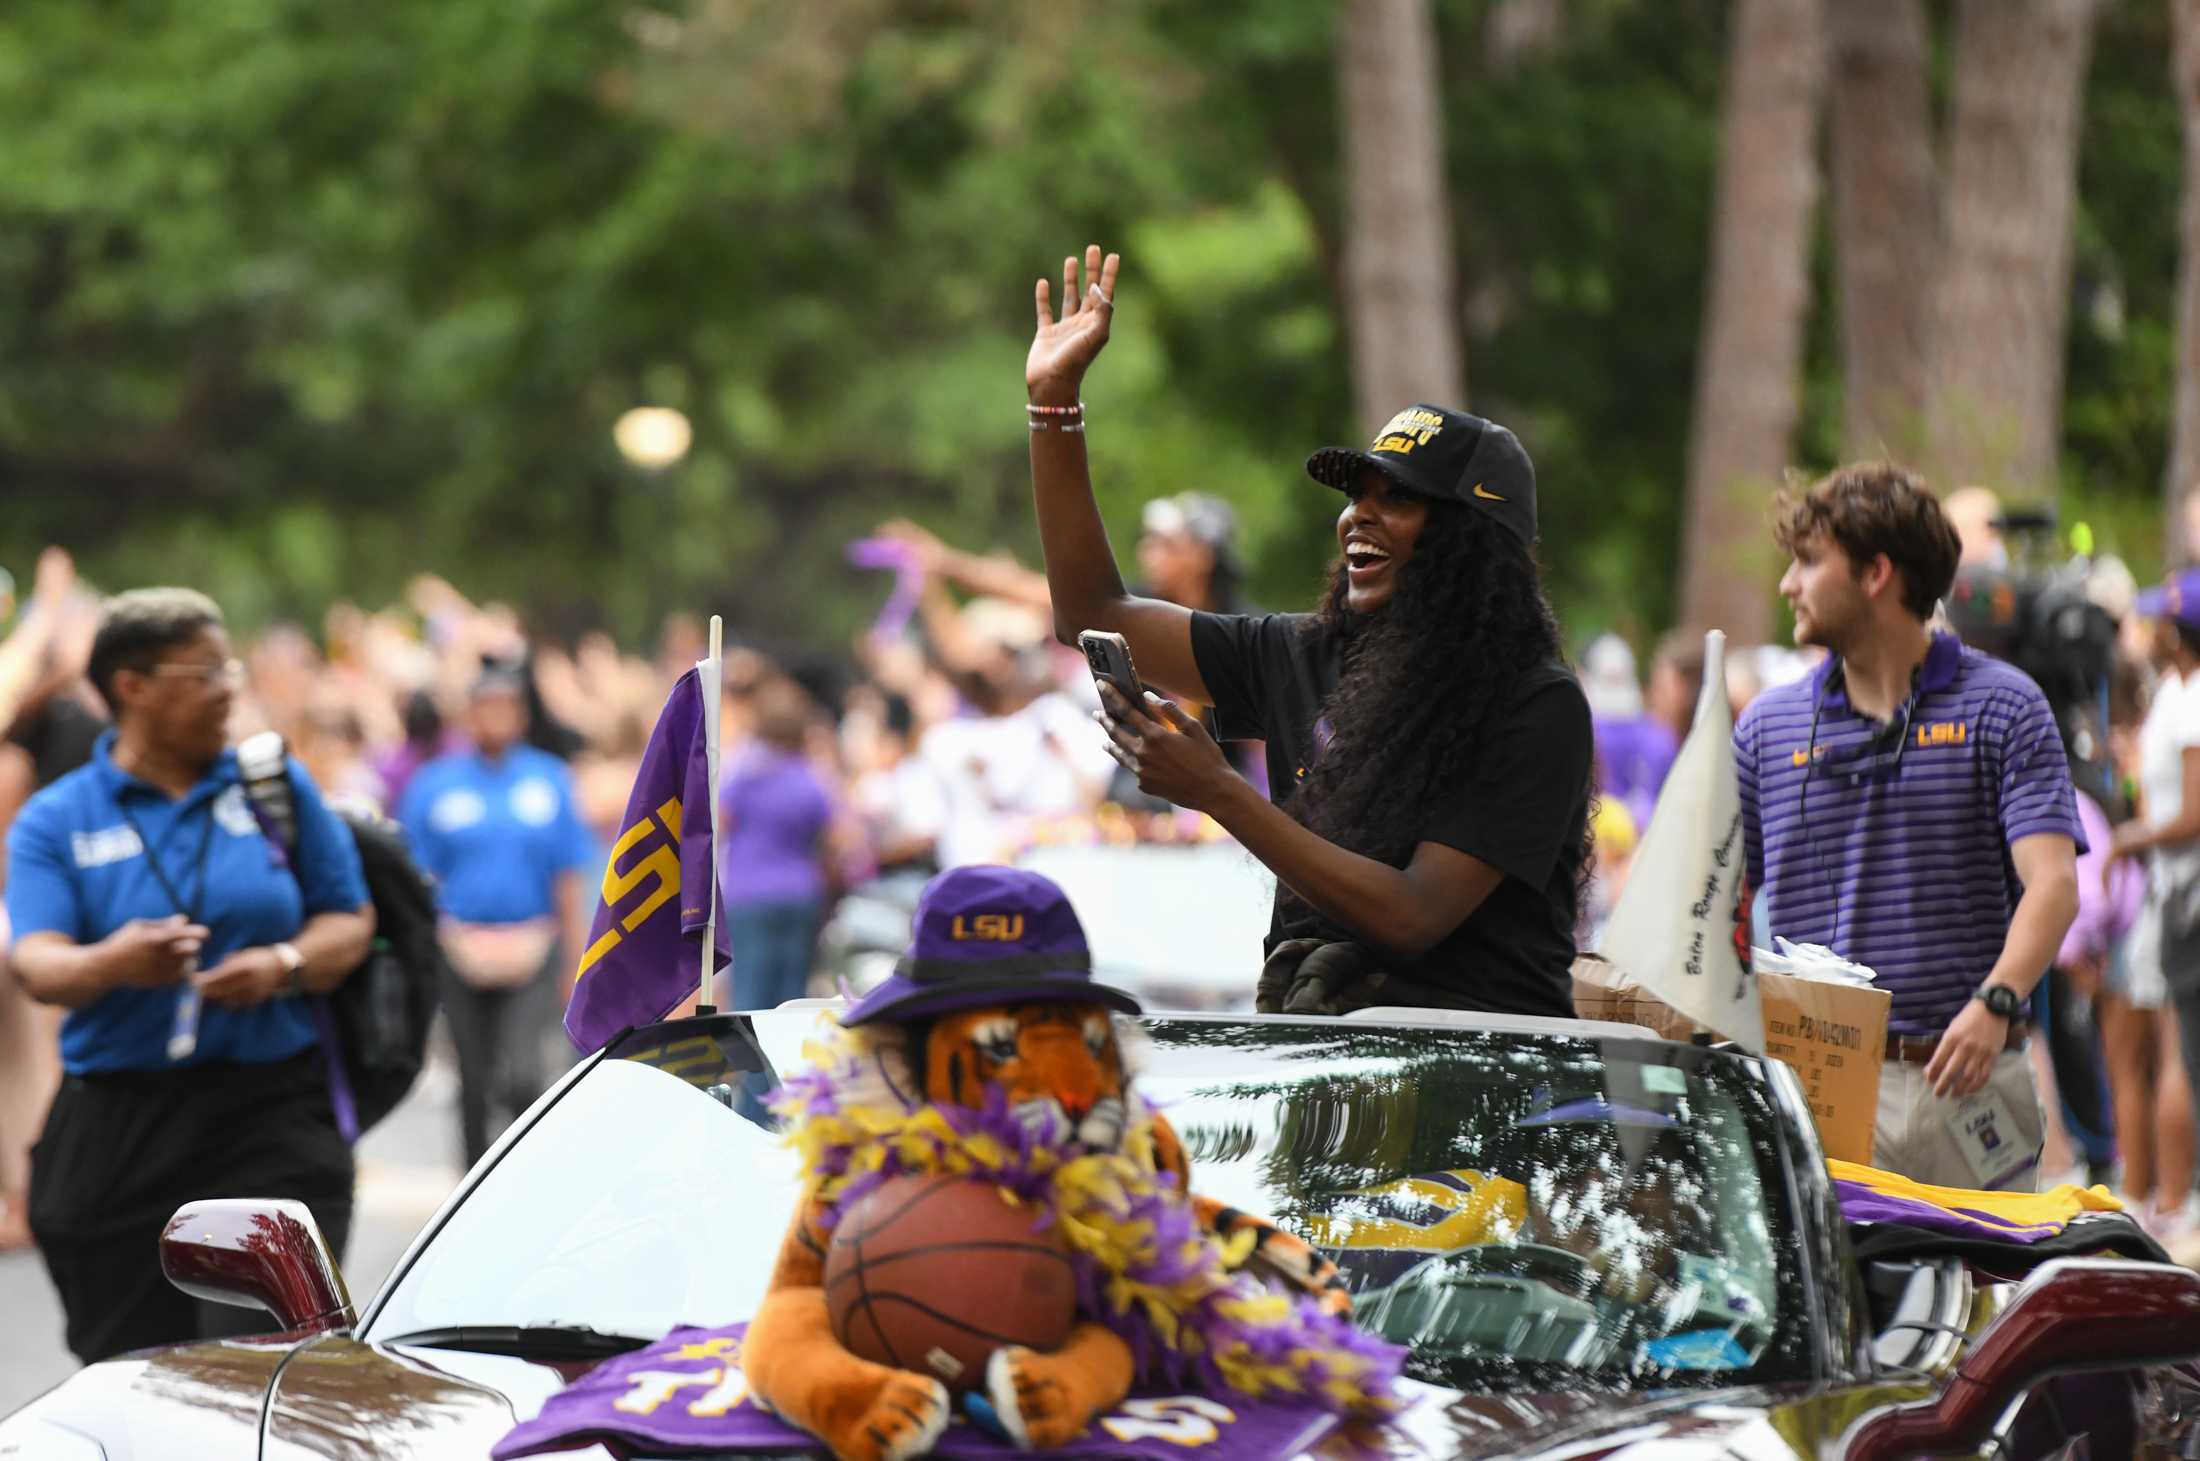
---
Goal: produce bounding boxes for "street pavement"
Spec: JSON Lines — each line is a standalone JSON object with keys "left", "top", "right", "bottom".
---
{"left": 0, "top": 1055, "right": 469, "bottom": 1415}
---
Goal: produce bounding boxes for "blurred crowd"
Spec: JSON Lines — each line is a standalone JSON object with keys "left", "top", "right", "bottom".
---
{"left": 0, "top": 493, "right": 1251, "bottom": 1237}
{"left": 9, "top": 475, "right": 2200, "bottom": 1250}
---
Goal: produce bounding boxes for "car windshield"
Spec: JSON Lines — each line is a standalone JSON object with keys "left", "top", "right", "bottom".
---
{"left": 364, "top": 1011, "right": 1812, "bottom": 1391}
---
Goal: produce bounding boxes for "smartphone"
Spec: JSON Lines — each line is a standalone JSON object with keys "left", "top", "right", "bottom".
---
{"left": 1077, "top": 630, "right": 1142, "bottom": 703}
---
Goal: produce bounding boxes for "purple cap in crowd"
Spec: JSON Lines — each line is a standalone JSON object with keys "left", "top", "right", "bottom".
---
{"left": 840, "top": 865, "right": 1142, "bottom": 1026}
{"left": 2136, "top": 567, "right": 2200, "bottom": 633}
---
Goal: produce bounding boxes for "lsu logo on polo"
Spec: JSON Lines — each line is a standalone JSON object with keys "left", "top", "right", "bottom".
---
{"left": 1914, "top": 720, "right": 1968, "bottom": 747}
{"left": 952, "top": 914, "right": 1024, "bottom": 942}
{"left": 1371, "top": 407, "right": 1445, "bottom": 457}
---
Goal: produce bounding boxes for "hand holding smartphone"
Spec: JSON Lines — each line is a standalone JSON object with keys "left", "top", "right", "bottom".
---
{"left": 1077, "top": 630, "right": 1141, "bottom": 705}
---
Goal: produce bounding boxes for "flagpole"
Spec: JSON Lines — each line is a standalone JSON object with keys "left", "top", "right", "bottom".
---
{"left": 697, "top": 614, "right": 724, "bottom": 1016}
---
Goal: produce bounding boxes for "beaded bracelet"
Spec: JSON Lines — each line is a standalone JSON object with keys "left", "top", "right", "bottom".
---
{"left": 1027, "top": 400, "right": 1086, "bottom": 433}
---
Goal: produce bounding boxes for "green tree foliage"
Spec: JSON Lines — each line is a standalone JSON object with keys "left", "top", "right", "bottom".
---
{"left": 2066, "top": 0, "right": 2181, "bottom": 578}
{"left": 0, "top": 0, "right": 2185, "bottom": 652}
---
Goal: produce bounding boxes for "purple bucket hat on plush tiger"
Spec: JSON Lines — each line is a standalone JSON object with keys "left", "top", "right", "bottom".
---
{"left": 840, "top": 865, "right": 1143, "bottom": 1026}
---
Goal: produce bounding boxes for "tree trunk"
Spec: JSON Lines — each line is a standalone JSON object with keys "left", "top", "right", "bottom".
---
{"left": 1338, "top": 0, "right": 1466, "bottom": 428}
{"left": 1677, "top": 0, "right": 1825, "bottom": 642}
{"left": 1927, "top": 0, "right": 2100, "bottom": 498}
{"left": 1828, "top": 0, "right": 1936, "bottom": 461}
{"left": 2168, "top": 0, "right": 2200, "bottom": 564}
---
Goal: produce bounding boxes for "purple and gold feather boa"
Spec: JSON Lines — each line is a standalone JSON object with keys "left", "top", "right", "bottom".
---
{"left": 769, "top": 1019, "right": 1405, "bottom": 1417}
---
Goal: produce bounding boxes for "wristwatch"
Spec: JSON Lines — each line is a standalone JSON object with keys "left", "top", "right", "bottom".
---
{"left": 273, "top": 941, "right": 307, "bottom": 995}
{"left": 1974, "top": 983, "right": 2022, "bottom": 1020}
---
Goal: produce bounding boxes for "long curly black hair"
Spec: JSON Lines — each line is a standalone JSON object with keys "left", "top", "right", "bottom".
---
{"left": 1277, "top": 502, "right": 1589, "bottom": 940}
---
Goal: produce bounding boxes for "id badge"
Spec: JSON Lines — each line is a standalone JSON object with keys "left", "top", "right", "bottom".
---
{"left": 167, "top": 958, "right": 202, "bottom": 1063}
{"left": 1951, "top": 1086, "right": 2030, "bottom": 1190}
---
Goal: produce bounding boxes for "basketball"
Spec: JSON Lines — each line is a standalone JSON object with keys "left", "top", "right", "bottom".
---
{"left": 825, "top": 1174, "right": 1077, "bottom": 1390}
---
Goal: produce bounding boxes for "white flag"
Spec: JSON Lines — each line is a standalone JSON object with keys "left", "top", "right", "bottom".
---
{"left": 697, "top": 614, "right": 725, "bottom": 1010}
{"left": 1595, "top": 631, "right": 1762, "bottom": 1050}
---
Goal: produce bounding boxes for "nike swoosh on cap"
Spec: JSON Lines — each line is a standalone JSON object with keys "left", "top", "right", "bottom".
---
{"left": 1472, "top": 482, "right": 1507, "bottom": 502}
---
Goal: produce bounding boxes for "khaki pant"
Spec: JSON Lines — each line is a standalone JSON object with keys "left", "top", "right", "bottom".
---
{"left": 1872, "top": 1048, "right": 2045, "bottom": 1192}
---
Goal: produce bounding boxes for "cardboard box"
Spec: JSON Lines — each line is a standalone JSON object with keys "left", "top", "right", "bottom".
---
{"left": 1572, "top": 954, "right": 1891, "bottom": 1165}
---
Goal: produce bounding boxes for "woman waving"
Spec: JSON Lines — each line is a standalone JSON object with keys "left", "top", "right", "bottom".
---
{"left": 1026, "top": 246, "right": 1591, "bottom": 1018}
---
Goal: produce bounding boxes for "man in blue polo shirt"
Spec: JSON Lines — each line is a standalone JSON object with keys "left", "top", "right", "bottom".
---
{"left": 399, "top": 667, "right": 596, "bottom": 1164}
{"left": 1735, "top": 465, "right": 2082, "bottom": 1191}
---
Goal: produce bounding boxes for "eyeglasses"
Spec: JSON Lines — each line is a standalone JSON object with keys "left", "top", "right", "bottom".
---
{"left": 149, "top": 657, "right": 246, "bottom": 689}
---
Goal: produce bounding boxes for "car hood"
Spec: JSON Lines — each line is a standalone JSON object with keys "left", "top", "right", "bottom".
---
{"left": 1345, "top": 1376, "right": 1937, "bottom": 1459}
{"left": 4, "top": 1335, "right": 1926, "bottom": 1461}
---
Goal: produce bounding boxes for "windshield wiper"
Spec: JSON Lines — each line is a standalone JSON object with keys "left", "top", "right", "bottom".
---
{"left": 382, "top": 1323, "right": 654, "bottom": 1358}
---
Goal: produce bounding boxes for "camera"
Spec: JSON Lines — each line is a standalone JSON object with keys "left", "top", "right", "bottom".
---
{"left": 1943, "top": 514, "right": 2118, "bottom": 812}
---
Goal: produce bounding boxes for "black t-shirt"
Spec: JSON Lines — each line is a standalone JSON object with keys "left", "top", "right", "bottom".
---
{"left": 8, "top": 696, "right": 107, "bottom": 788}
{"left": 1189, "top": 611, "right": 1591, "bottom": 1019}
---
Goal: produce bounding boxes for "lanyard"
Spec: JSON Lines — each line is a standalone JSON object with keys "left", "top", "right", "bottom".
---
{"left": 114, "top": 792, "right": 220, "bottom": 926}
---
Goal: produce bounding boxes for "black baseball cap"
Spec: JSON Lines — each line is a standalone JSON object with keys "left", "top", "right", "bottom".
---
{"left": 1306, "top": 405, "right": 1537, "bottom": 545}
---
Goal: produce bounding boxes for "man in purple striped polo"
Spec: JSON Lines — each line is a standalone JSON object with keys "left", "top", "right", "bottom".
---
{"left": 1735, "top": 464, "right": 2082, "bottom": 1190}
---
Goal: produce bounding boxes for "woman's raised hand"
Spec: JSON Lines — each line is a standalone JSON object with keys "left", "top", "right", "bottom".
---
{"left": 1026, "top": 244, "right": 1120, "bottom": 404}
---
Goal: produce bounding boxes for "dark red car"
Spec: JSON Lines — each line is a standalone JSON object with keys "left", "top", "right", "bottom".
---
{"left": 4, "top": 1006, "right": 2199, "bottom": 1459}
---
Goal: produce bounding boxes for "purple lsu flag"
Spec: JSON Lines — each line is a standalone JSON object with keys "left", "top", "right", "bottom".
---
{"left": 493, "top": 1322, "right": 1342, "bottom": 1461}
{"left": 563, "top": 667, "right": 729, "bottom": 1054}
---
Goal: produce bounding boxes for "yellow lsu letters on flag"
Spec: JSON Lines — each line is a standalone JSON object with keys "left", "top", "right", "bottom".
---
{"left": 575, "top": 797, "right": 683, "bottom": 980}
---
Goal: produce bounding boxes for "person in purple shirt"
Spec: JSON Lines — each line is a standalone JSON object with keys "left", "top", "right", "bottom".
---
{"left": 1583, "top": 634, "right": 1676, "bottom": 830}
{"left": 2067, "top": 783, "right": 2169, "bottom": 1219}
{"left": 374, "top": 688, "right": 462, "bottom": 813}
{"left": 718, "top": 679, "right": 835, "bottom": 1011}
{"left": 1735, "top": 464, "right": 2081, "bottom": 1191}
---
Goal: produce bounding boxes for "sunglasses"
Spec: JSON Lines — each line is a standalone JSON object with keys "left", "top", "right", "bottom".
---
{"left": 1803, "top": 691, "right": 1916, "bottom": 784}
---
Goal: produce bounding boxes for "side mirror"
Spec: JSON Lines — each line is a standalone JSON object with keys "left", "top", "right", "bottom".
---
{"left": 160, "top": 1198, "right": 355, "bottom": 1336}
{"left": 1847, "top": 1258, "right": 2200, "bottom": 1459}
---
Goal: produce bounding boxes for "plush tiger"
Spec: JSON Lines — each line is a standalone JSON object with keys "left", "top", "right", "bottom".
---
{"left": 743, "top": 999, "right": 1355, "bottom": 1461}
{"left": 745, "top": 865, "right": 1395, "bottom": 1461}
